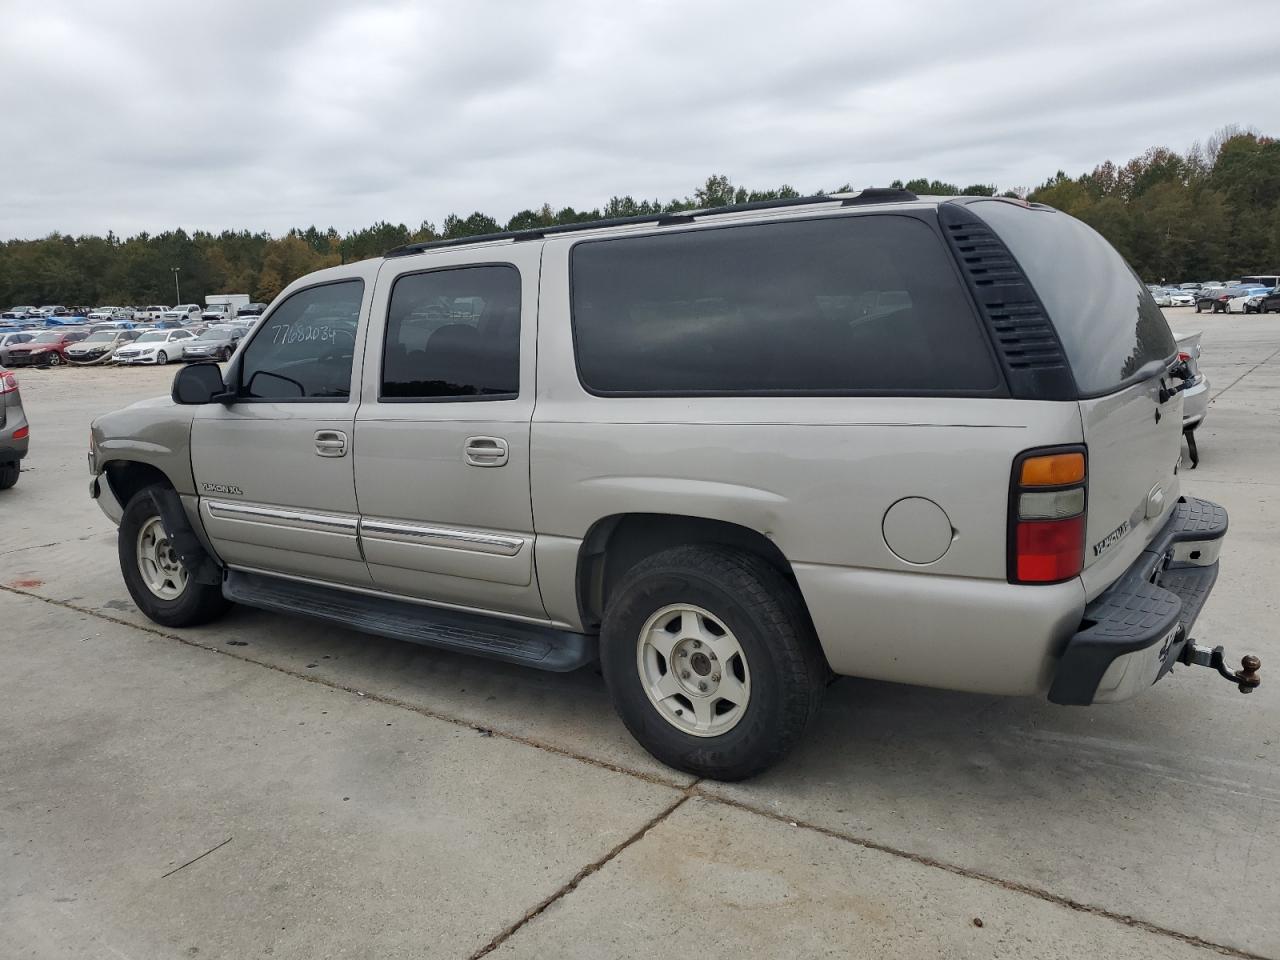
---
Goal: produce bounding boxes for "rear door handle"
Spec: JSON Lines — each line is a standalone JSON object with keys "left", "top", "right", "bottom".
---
{"left": 315, "top": 430, "right": 347, "bottom": 457}
{"left": 464, "top": 436, "right": 508, "bottom": 467}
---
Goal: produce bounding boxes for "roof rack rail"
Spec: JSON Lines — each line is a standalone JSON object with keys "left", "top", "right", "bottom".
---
{"left": 383, "top": 188, "right": 919, "bottom": 258}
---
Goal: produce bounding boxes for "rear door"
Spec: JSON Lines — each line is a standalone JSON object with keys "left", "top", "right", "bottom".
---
{"left": 972, "top": 200, "right": 1182, "bottom": 598}
{"left": 352, "top": 246, "right": 545, "bottom": 619}
{"left": 191, "top": 270, "right": 375, "bottom": 587}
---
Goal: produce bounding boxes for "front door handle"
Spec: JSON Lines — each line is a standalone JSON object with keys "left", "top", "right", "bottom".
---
{"left": 315, "top": 430, "right": 347, "bottom": 458}
{"left": 464, "top": 436, "right": 508, "bottom": 467}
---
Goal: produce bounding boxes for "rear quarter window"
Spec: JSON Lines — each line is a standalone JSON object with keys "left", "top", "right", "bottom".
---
{"left": 969, "top": 200, "right": 1176, "bottom": 397}
{"left": 569, "top": 214, "right": 1002, "bottom": 396}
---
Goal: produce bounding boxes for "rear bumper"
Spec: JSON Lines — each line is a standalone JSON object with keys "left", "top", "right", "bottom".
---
{"left": 1049, "top": 497, "right": 1227, "bottom": 705}
{"left": 1182, "top": 376, "right": 1209, "bottom": 429}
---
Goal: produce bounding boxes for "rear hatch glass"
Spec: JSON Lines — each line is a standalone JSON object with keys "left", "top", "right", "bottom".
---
{"left": 971, "top": 201, "right": 1182, "bottom": 592}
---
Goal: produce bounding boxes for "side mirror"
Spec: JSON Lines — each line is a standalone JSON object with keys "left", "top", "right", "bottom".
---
{"left": 173, "top": 362, "right": 230, "bottom": 405}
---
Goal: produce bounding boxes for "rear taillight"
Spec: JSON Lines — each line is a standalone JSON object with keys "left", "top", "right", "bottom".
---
{"left": 0, "top": 371, "right": 17, "bottom": 394}
{"left": 1178, "top": 351, "right": 1191, "bottom": 363}
{"left": 1009, "top": 447, "right": 1087, "bottom": 584}
{"left": 12, "top": 426, "right": 28, "bottom": 440}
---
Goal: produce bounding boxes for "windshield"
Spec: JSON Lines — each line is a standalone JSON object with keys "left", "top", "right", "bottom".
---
{"left": 135, "top": 332, "right": 167, "bottom": 343}
{"left": 196, "top": 329, "right": 232, "bottom": 342}
{"left": 31, "top": 332, "right": 63, "bottom": 343}
{"left": 83, "top": 332, "right": 115, "bottom": 342}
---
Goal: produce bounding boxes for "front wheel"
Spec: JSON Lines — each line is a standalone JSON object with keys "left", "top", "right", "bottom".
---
{"left": 600, "top": 545, "right": 827, "bottom": 780}
{"left": 46, "top": 352, "right": 62, "bottom": 366}
{"left": 118, "top": 487, "right": 230, "bottom": 627}
{"left": 155, "top": 351, "right": 168, "bottom": 365}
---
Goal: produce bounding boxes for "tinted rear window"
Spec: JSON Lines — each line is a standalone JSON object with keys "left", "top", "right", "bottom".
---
{"left": 971, "top": 201, "right": 1175, "bottom": 396}
{"left": 570, "top": 214, "right": 1000, "bottom": 395}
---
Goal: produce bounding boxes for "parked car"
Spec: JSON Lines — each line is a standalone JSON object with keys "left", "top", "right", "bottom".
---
{"left": 236, "top": 302, "right": 268, "bottom": 317}
{"left": 87, "top": 307, "right": 121, "bottom": 321}
{"left": 0, "top": 331, "right": 37, "bottom": 364}
{"left": 201, "top": 304, "right": 234, "bottom": 324}
{"left": 89, "top": 192, "right": 1254, "bottom": 780}
{"left": 134, "top": 306, "right": 170, "bottom": 322}
{"left": 160, "top": 304, "right": 203, "bottom": 325}
{"left": 1153, "top": 288, "right": 1194, "bottom": 307}
{"left": 180, "top": 324, "right": 246, "bottom": 362}
{"left": 1178, "top": 282, "right": 1201, "bottom": 291}
{"left": 3, "top": 307, "right": 38, "bottom": 321}
{"left": 1172, "top": 330, "right": 1209, "bottom": 467}
{"left": 1194, "top": 287, "right": 1230, "bottom": 312}
{"left": 66, "top": 329, "right": 142, "bottom": 363}
{"left": 111, "top": 328, "right": 195, "bottom": 365}
{"left": 1225, "top": 286, "right": 1270, "bottom": 314}
{"left": 4, "top": 329, "right": 89, "bottom": 366}
{"left": 0, "top": 367, "right": 28, "bottom": 490}
{"left": 1252, "top": 290, "right": 1280, "bottom": 313}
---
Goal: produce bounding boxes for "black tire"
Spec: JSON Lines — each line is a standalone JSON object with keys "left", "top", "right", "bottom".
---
{"left": 118, "top": 486, "right": 230, "bottom": 627}
{"left": 0, "top": 461, "right": 18, "bottom": 490}
{"left": 47, "top": 352, "right": 62, "bottom": 366}
{"left": 220, "top": 346, "right": 232, "bottom": 361}
{"left": 1195, "top": 302, "right": 1205, "bottom": 313}
{"left": 600, "top": 545, "right": 828, "bottom": 780}
{"left": 156, "top": 350, "right": 168, "bottom": 365}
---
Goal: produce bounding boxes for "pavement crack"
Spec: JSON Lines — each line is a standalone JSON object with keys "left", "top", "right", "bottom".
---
{"left": 0, "top": 584, "right": 691, "bottom": 792}
{"left": 160, "top": 836, "right": 233, "bottom": 879}
{"left": 468, "top": 789, "right": 696, "bottom": 960}
{"left": 3, "top": 583, "right": 1271, "bottom": 959}
{"left": 694, "top": 789, "right": 1273, "bottom": 960}
{"left": 1210, "top": 345, "right": 1280, "bottom": 401}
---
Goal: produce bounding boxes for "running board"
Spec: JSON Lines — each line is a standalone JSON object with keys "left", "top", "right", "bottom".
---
{"left": 223, "top": 570, "right": 596, "bottom": 672}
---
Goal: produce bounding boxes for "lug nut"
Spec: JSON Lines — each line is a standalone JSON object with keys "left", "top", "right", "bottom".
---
{"left": 681, "top": 671, "right": 691, "bottom": 680}
{"left": 678, "top": 650, "right": 687, "bottom": 658}
{"left": 692, "top": 640, "right": 701, "bottom": 648}
{"left": 711, "top": 674, "right": 720, "bottom": 682}
{"left": 698, "top": 681, "right": 708, "bottom": 692}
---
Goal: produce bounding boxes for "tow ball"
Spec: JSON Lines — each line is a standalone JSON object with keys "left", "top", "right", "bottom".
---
{"left": 1180, "top": 640, "right": 1262, "bottom": 693}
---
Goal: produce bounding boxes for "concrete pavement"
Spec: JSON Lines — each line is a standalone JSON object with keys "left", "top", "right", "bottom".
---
{"left": 2, "top": 310, "right": 1277, "bottom": 958}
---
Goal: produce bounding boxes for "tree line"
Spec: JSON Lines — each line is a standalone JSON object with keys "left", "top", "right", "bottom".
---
{"left": 2, "top": 127, "right": 1275, "bottom": 307}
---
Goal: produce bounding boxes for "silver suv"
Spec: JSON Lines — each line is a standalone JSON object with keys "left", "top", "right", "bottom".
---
{"left": 88, "top": 190, "right": 1258, "bottom": 779}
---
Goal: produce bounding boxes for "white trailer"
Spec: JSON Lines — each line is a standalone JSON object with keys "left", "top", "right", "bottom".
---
{"left": 203, "top": 294, "right": 250, "bottom": 321}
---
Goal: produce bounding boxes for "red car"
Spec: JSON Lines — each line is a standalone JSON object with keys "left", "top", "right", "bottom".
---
{"left": 3, "top": 330, "right": 89, "bottom": 367}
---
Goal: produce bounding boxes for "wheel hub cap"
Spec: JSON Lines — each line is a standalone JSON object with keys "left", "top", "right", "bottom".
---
{"left": 136, "top": 515, "right": 188, "bottom": 600}
{"left": 636, "top": 604, "right": 751, "bottom": 738}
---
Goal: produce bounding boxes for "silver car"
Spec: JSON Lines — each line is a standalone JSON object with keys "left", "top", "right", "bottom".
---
{"left": 0, "top": 331, "right": 37, "bottom": 365}
{"left": 87, "top": 191, "right": 1257, "bottom": 779}
{"left": 1, "top": 366, "right": 29, "bottom": 489}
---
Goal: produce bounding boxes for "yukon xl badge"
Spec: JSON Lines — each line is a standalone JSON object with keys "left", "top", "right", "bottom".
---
{"left": 202, "top": 482, "right": 243, "bottom": 496}
{"left": 1092, "top": 520, "right": 1130, "bottom": 558}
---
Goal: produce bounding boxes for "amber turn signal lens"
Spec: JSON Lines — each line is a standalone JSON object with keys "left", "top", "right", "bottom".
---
{"left": 1020, "top": 452, "right": 1085, "bottom": 487}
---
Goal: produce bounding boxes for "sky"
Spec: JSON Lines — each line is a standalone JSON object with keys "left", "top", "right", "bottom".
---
{"left": 2, "top": 0, "right": 1277, "bottom": 240}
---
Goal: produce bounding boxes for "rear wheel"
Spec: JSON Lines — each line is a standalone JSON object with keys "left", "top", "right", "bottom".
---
{"left": 600, "top": 545, "right": 827, "bottom": 780}
{"left": 118, "top": 486, "right": 230, "bottom": 627}
{"left": 0, "top": 461, "right": 18, "bottom": 489}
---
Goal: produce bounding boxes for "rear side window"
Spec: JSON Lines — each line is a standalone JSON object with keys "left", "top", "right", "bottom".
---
{"left": 971, "top": 200, "right": 1176, "bottom": 396}
{"left": 381, "top": 265, "right": 520, "bottom": 400}
{"left": 570, "top": 215, "right": 1000, "bottom": 395}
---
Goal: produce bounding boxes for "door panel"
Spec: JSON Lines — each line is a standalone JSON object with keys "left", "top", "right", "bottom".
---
{"left": 190, "top": 272, "right": 376, "bottom": 587}
{"left": 354, "top": 249, "right": 545, "bottom": 619}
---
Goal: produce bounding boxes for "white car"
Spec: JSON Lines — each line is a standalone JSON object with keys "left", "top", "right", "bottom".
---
{"left": 161, "top": 304, "right": 204, "bottom": 325}
{"left": 1226, "top": 287, "right": 1270, "bottom": 313}
{"left": 86, "top": 307, "right": 121, "bottom": 321}
{"left": 135, "top": 305, "right": 170, "bottom": 322}
{"left": 112, "top": 328, "right": 195, "bottom": 365}
{"left": 1153, "top": 288, "right": 1193, "bottom": 307}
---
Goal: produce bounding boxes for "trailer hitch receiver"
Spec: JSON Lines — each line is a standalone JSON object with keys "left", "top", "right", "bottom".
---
{"left": 1180, "top": 641, "right": 1261, "bottom": 694}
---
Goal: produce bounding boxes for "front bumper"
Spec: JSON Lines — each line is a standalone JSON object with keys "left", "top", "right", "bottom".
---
{"left": 1049, "top": 497, "right": 1227, "bottom": 705}
{"left": 4, "top": 352, "right": 51, "bottom": 366}
{"left": 114, "top": 353, "right": 162, "bottom": 364}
